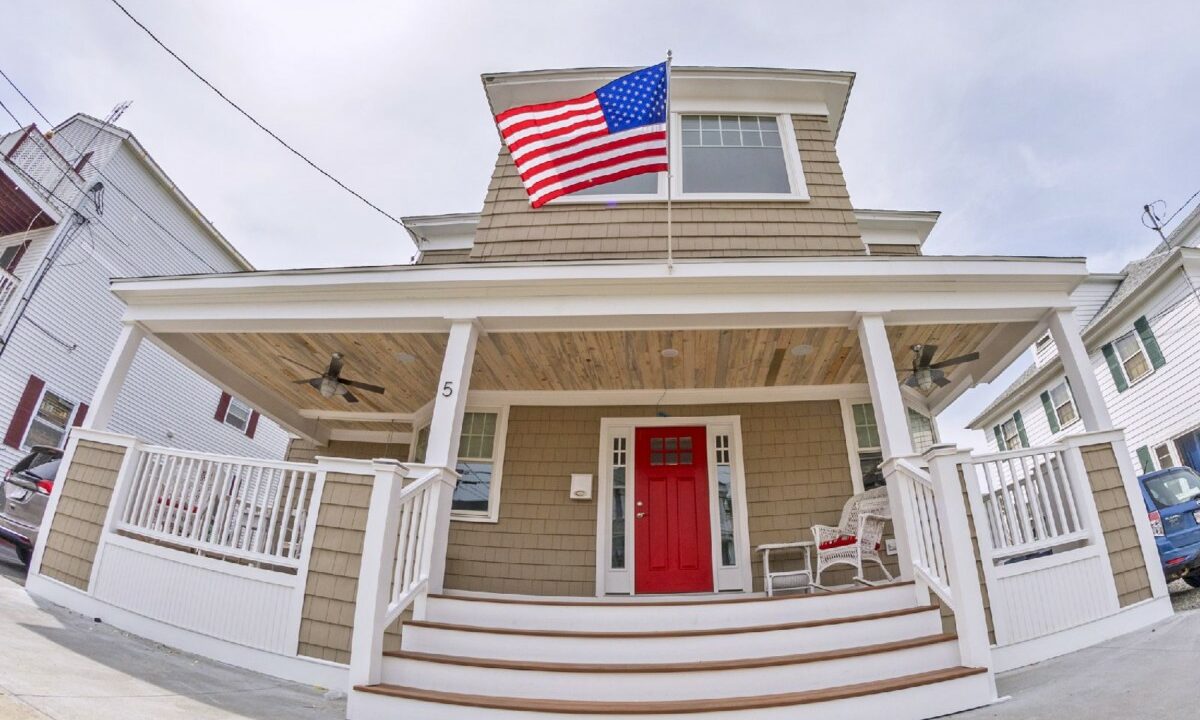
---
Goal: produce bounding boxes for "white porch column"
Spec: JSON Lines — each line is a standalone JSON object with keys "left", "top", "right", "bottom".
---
{"left": 1047, "top": 308, "right": 1113, "bottom": 432}
{"left": 83, "top": 323, "right": 145, "bottom": 431}
{"left": 857, "top": 314, "right": 913, "bottom": 458}
{"left": 858, "top": 314, "right": 917, "bottom": 583}
{"left": 422, "top": 319, "right": 480, "bottom": 594}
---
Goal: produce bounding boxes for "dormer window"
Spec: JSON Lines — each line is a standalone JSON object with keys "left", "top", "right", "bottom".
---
{"left": 679, "top": 115, "right": 790, "bottom": 194}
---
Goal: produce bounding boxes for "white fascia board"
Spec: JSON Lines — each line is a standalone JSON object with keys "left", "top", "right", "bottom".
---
{"left": 855, "top": 209, "right": 940, "bottom": 247}
{"left": 482, "top": 66, "right": 854, "bottom": 136}
{"left": 401, "top": 212, "right": 480, "bottom": 251}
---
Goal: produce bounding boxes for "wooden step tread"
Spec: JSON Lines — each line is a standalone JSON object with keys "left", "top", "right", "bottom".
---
{"left": 430, "top": 581, "right": 914, "bottom": 607}
{"left": 355, "top": 666, "right": 988, "bottom": 714}
{"left": 385, "top": 632, "right": 957, "bottom": 672}
{"left": 403, "top": 604, "right": 934, "bottom": 639}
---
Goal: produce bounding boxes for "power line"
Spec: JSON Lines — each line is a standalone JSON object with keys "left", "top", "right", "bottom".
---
{"left": 107, "top": 0, "right": 406, "bottom": 227}
{"left": 0, "top": 66, "right": 221, "bottom": 273}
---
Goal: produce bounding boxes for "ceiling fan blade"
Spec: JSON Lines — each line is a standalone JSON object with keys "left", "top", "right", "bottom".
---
{"left": 917, "top": 344, "right": 938, "bottom": 367}
{"left": 340, "top": 378, "right": 386, "bottom": 394}
{"left": 929, "top": 351, "right": 980, "bottom": 370}
{"left": 934, "top": 375, "right": 952, "bottom": 388}
{"left": 280, "top": 356, "right": 323, "bottom": 374}
{"left": 903, "top": 374, "right": 920, "bottom": 387}
{"left": 292, "top": 377, "right": 321, "bottom": 385}
{"left": 341, "top": 389, "right": 359, "bottom": 404}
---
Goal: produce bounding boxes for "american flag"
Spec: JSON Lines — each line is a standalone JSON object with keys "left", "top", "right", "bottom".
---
{"left": 495, "top": 63, "right": 669, "bottom": 208}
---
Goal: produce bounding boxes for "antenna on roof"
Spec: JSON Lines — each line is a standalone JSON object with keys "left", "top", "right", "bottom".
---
{"left": 107, "top": 100, "right": 133, "bottom": 124}
{"left": 1142, "top": 200, "right": 1170, "bottom": 254}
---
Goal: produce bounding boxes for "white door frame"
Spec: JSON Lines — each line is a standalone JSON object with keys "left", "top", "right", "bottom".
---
{"left": 595, "top": 415, "right": 751, "bottom": 596}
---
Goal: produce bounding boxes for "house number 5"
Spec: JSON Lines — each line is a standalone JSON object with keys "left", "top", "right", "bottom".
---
{"left": 442, "top": 381, "right": 454, "bottom": 397}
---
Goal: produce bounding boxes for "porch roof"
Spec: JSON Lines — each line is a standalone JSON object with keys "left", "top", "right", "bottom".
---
{"left": 106, "top": 255, "right": 1085, "bottom": 443}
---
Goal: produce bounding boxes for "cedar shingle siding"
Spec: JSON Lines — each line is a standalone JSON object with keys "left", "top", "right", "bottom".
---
{"left": 297, "top": 471, "right": 374, "bottom": 664}
{"left": 39, "top": 440, "right": 126, "bottom": 590}
{"left": 1081, "top": 443, "right": 1153, "bottom": 607}
{"left": 285, "top": 439, "right": 410, "bottom": 465}
{"left": 469, "top": 115, "right": 864, "bottom": 262}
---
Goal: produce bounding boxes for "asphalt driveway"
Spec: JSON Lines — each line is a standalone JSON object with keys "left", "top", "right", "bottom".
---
{"left": 1, "top": 541, "right": 1198, "bottom": 719}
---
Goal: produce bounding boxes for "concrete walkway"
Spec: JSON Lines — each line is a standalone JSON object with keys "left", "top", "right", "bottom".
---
{"left": 0, "top": 545, "right": 344, "bottom": 720}
{"left": 2, "top": 542, "right": 1198, "bottom": 719}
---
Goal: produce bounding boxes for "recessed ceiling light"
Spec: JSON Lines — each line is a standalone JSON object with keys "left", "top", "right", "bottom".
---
{"left": 790, "top": 344, "right": 813, "bottom": 357}
{"left": 661, "top": 348, "right": 680, "bottom": 358}
{"left": 395, "top": 352, "right": 416, "bottom": 364}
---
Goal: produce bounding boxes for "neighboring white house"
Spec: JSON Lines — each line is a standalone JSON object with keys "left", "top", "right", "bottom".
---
{"left": 0, "top": 114, "right": 288, "bottom": 467}
{"left": 970, "top": 203, "right": 1200, "bottom": 475}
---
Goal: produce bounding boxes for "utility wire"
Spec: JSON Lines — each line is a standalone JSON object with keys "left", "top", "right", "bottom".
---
{"left": 0, "top": 66, "right": 220, "bottom": 273}
{"left": 107, "top": 0, "right": 406, "bottom": 227}
{"left": 1162, "top": 188, "right": 1200, "bottom": 228}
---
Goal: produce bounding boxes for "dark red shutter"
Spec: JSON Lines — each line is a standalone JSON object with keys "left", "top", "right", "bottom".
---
{"left": 5, "top": 375, "right": 45, "bottom": 449}
{"left": 214, "top": 392, "right": 231, "bottom": 422}
{"left": 72, "top": 403, "right": 89, "bottom": 427}
{"left": 245, "top": 411, "right": 260, "bottom": 439}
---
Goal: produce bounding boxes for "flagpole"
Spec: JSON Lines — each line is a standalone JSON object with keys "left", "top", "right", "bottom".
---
{"left": 665, "top": 49, "right": 674, "bottom": 273}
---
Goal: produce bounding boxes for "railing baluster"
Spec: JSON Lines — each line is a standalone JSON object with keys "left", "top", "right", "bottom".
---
{"left": 1028, "top": 453, "right": 1058, "bottom": 537}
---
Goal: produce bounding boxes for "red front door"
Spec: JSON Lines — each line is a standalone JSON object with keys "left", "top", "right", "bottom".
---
{"left": 634, "top": 426, "right": 713, "bottom": 594}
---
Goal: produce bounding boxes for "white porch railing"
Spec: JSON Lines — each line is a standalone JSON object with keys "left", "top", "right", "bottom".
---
{"left": 117, "top": 445, "right": 319, "bottom": 569}
{"left": 0, "top": 268, "right": 21, "bottom": 321}
{"left": 886, "top": 450, "right": 993, "bottom": 671}
{"left": 349, "top": 461, "right": 458, "bottom": 690}
{"left": 970, "top": 445, "right": 1088, "bottom": 562}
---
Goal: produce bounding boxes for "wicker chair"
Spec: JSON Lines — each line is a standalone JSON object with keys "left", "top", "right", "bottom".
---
{"left": 811, "top": 486, "right": 893, "bottom": 585}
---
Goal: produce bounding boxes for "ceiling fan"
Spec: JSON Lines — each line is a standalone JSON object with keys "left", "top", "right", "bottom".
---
{"left": 902, "top": 344, "right": 980, "bottom": 392}
{"left": 281, "top": 353, "right": 385, "bottom": 404}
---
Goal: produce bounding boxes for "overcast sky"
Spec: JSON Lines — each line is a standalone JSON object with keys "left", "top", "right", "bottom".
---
{"left": 3, "top": 1, "right": 1198, "bottom": 448}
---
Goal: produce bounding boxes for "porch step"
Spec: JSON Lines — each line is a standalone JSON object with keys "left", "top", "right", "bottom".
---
{"left": 424, "top": 581, "right": 916, "bottom": 632}
{"left": 381, "top": 633, "right": 960, "bottom": 701}
{"left": 353, "top": 666, "right": 992, "bottom": 719}
{"left": 398, "top": 605, "right": 944, "bottom": 663}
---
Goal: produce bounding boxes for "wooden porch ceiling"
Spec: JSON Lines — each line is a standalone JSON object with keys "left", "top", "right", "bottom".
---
{"left": 193, "top": 323, "right": 999, "bottom": 428}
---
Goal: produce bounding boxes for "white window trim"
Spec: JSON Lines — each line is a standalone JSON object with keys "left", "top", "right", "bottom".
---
{"left": 1153, "top": 442, "right": 1177, "bottom": 470}
{"left": 595, "top": 415, "right": 751, "bottom": 597}
{"left": 222, "top": 396, "right": 252, "bottom": 432}
{"left": 21, "top": 384, "right": 75, "bottom": 451}
{"left": 841, "top": 398, "right": 939, "bottom": 494}
{"left": 410, "top": 405, "right": 509, "bottom": 524}
{"left": 550, "top": 111, "right": 809, "bottom": 205}
{"left": 1048, "top": 380, "right": 1080, "bottom": 432}
{"left": 1112, "top": 329, "right": 1155, "bottom": 387}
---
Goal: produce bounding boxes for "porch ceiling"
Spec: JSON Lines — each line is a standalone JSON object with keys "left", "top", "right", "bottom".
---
{"left": 191, "top": 322, "right": 1001, "bottom": 430}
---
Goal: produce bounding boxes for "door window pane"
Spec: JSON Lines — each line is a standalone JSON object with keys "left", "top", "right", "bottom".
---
{"left": 680, "top": 115, "right": 791, "bottom": 193}
{"left": 611, "top": 436, "right": 628, "bottom": 569}
{"left": 715, "top": 435, "right": 736, "bottom": 566}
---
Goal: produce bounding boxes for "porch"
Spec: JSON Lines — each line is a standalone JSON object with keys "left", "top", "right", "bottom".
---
{"left": 22, "top": 255, "right": 1173, "bottom": 717}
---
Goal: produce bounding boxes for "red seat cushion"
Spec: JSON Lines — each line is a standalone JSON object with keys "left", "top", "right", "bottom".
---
{"left": 819, "top": 535, "right": 857, "bottom": 550}
{"left": 818, "top": 535, "right": 883, "bottom": 551}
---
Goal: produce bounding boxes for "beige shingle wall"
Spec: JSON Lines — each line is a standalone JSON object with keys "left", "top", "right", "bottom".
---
{"left": 444, "top": 401, "right": 866, "bottom": 595}
{"left": 958, "top": 468, "right": 996, "bottom": 643}
{"left": 1081, "top": 442, "right": 1153, "bottom": 607}
{"left": 470, "top": 115, "right": 865, "bottom": 262}
{"left": 296, "top": 471, "right": 373, "bottom": 664}
{"left": 39, "top": 440, "right": 126, "bottom": 590}
{"left": 285, "top": 439, "right": 409, "bottom": 465}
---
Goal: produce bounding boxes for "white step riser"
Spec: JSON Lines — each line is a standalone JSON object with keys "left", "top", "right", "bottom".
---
{"left": 349, "top": 672, "right": 995, "bottom": 720}
{"left": 426, "top": 586, "right": 916, "bottom": 632}
{"left": 382, "top": 641, "right": 960, "bottom": 701}
{"left": 400, "top": 610, "right": 943, "bottom": 663}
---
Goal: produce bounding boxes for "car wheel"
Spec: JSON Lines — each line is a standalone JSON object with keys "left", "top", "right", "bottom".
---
{"left": 1184, "top": 574, "right": 1200, "bottom": 589}
{"left": 14, "top": 545, "right": 31, "bottom": 568}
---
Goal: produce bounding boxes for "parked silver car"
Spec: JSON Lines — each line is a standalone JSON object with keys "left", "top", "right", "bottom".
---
{"left": 0, "top": 447, "right": 62, "bottom": 567}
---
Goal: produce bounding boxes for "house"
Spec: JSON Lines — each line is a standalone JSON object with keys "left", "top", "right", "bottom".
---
{"left": 22, "top": 68, "right": 1170, "bottom": 720}
{"left": 970, "top": 204, "right": 1200, "bottom": 476}
{"left": 0, "top": 115, "right": 288, "bottom": 470}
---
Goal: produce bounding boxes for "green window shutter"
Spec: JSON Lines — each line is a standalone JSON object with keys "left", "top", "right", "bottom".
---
{"left": 1136, "top": 445, "right": 1155, "bottom": 474}
{"left": 1134, "top": 316, "right": 1166, "bottom": 369}
{"left": 1040, "top": 391, "right": 1061, "bottom": 433}
{"left": 1013, "top": 411, "right": 1030, "bottom": 448}
{"left": 993, "top": 425, "right": 1006, "bottom": 451}
{"left": 1101, "top": 342, "right": 1129, "bottom": 392}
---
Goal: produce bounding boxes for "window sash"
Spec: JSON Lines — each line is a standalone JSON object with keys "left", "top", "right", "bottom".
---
{"left": 223, "top": 398, "right": 251, "bottom": 431}
{"left": 1049, "top": 382, "right": 1078, "bottom": 427}
{"left": 1154, "top": 444, "right": 1174, "bottom": 469}
{"left": 24, "top": 390, "right": 74, "bottom": 449}
{"left": 1002, "top": 419, "right": 1021, "bottom": 450}
{"left": 1114, "top": 332, "right": 1152, "bottom": 383}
